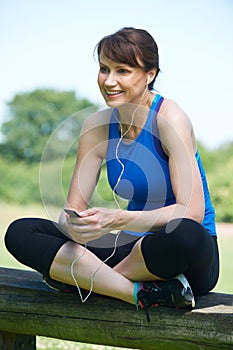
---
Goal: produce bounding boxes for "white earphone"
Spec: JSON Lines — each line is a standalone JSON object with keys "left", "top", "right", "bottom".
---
{"left": 71, "top": 72, "right": 151, "bottom": 304}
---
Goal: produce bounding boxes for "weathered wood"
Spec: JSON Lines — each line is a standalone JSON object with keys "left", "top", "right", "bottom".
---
{"left": 0, "top": 267, "right": 232, "bottom": 350}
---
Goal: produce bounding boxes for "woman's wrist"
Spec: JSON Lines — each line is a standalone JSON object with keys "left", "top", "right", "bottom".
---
{"left": 114, "top": 209, "right": 137, "bottom": 231}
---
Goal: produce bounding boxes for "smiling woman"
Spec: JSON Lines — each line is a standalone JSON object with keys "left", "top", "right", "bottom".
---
{"left": 96, "top": 27, "right": 160, "bottom": 89}
{"left": 96, "top": 27, "right": 160, "bottom": 108}
{"left": 5, "top": 27, "right": 219, "bottom": 323}
{"left": 97, "top": 56, "right": 152, "bottom": 108}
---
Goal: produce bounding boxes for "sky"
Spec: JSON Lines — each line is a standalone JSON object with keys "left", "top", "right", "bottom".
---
{"left": 1, "top": 0, "right": 233, "bottom": 149}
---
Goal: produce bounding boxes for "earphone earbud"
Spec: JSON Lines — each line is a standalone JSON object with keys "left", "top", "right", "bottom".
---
{"left": 147, "top": 75, "right": 150, "bottom": 85}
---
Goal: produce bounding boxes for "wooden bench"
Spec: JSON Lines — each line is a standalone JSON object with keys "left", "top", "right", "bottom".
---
{"left": 0, "top": 267, "right": 232, "bottom": 350}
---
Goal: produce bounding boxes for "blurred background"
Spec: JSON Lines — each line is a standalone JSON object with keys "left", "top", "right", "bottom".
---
{"left": 0, "top": 1, "right": 232, "bottom": 348}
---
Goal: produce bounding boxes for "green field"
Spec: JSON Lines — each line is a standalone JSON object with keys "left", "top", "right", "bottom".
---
{"left": 1, "top": 203, "right": 232, "bottom": 349}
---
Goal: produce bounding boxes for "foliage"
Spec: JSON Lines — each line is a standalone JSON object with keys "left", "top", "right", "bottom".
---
{"left": 0, "top": 89, "right": 95, "bottom": 162}
{"left": 0, "top": 141, "right": 233, "bottom": 222}
{"left": 0, "top": 88, "right": 232, "bottom": 221}
{"left": 0, "top": 156, "right": 41, "bottom": 204}
{"left": 198, "top": 142, "right": 233, "bottom": 222}
{"left": 0, "top": 142, "right": 233, "bottom": 221}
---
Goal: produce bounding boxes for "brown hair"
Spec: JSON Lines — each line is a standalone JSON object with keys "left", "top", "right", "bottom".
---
{"left": 96, "top": 27, "right": 160, "bottom": 90}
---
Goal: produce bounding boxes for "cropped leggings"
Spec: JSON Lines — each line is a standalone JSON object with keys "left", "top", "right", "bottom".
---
{"left": 5, "top": 217, "right": 219, "bottom": 296}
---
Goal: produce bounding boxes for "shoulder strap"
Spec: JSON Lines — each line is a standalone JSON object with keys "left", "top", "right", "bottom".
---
{"left": 152, "top": 96, "right": 168, "bottom": 161}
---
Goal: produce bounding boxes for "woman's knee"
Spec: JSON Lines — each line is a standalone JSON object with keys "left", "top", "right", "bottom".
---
{"left": 4, "top": 217, "right": 67, "bottom": 276}
{"left": 5, "top": 218, "right": 28, "bottom": 255}
{"left": 140, "top": 218, "right": 210, "bottom": 278}
{"left": 5, "top": 217, "right": 49, "bottom": 259}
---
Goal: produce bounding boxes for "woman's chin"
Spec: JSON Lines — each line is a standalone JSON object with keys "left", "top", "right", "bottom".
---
{"left": 106, "top": 97, "right": 131, "bottom": 109}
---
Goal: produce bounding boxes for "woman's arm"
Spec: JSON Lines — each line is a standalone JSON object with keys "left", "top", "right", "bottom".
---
{"left": 58, "top": 110, "right": 110, "bottom": 239}
{"left": 78, "top": 99, "right": 205, "bottom": 235}
{"left": 60, "top": 99, "right": 205, "bottom": 241}
{"left": 158, "top": 98, "right": 204, "bottom": 221}
{"left": 116, "top": 98, "right": 205, "bottom": 231}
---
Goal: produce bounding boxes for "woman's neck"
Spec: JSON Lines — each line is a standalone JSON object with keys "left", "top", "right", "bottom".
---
{"left": 117, "top": 92, "right": 155, "bottom": 136}
{"left": 117, "top": 92, "right": 155, "bottom": 139}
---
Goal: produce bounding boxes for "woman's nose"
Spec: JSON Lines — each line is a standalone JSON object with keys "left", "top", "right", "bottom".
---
{"left": 104, "top": 72, "right": 117, "bottom": 86}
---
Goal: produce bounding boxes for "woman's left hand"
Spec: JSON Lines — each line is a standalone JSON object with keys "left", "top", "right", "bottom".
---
{"left": 66, "top": 207, "right": 122, "bottom": 244}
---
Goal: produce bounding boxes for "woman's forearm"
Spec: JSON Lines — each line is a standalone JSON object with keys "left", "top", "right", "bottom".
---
{"left": 116, "top": 203, "right": 201, "bottom": 232}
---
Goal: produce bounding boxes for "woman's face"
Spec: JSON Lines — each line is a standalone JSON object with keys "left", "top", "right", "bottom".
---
{"left": 98, "top": 53, "right": 149, "bottom": 108}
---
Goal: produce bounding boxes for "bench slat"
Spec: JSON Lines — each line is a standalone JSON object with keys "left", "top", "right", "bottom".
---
{"left": 0, "top": 268, "right": 232, "bottom": 350}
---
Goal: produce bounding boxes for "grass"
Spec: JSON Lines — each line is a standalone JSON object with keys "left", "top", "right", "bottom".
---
{"left": 1, "top": 202, "right": 232, "bottom": 349}
{"left": 36, "top": 338, "right": 129, "bottom": 350}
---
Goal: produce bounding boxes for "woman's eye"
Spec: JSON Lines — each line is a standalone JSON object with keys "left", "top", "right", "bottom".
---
{"left": 118, "top": 69, "right": 129, "bottom": 74}
{"left": 99, "top": 66, "right": 108, "bottom": 74}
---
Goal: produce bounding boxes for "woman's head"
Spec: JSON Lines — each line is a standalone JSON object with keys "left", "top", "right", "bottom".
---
{"left": 96, "top": 27, "right": 160, "bottom": 90}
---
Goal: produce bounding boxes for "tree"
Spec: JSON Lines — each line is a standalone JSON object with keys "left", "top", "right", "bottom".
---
{"left": 0, "top": 89, "right": 96, "bottom": 162}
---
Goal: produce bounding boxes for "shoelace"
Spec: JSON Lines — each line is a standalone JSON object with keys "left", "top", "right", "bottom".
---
{"left": 138, "top": 298, "right": 159, "bottom": 322}
{"left": 137, "top": 282, "right": 161, "bottom": 322}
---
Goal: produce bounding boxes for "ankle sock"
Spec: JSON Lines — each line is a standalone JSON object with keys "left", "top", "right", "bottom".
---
{"left": 133, "top": 281, "right": 143, "bottom": 305}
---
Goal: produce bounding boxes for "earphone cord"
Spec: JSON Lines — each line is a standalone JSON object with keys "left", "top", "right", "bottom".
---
{"left": 71, "top": 83, "right": 150, "bottom": 302}
{"left": 70, "top": 120, "right": 128, "bottom": 303}
{"left": 113, "top": 84, "right": 149, "bottom": 207}
{"left": 112, "top": 118, "right": 132, "bottom": 208}
{"left": 70, "top": 230, "right": 121, "bottom": 303}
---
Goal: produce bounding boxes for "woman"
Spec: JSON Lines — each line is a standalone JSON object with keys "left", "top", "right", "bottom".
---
{"left": 5, "top": 27, "right": 219, "bottom": 322}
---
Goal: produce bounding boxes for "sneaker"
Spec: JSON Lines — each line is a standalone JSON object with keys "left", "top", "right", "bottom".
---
{"left": 137, "top": 274, "right": 195, "bottom": 322}
{"left": 43, "top": 275, "right": 77, "bottom": 293}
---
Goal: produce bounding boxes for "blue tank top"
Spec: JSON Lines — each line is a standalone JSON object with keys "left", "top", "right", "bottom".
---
{"left": 106, "top": 94, "right": 216, "bottom": 236}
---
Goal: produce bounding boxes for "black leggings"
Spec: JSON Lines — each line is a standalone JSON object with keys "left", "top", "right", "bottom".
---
{"left": 140, "top": 218, "right": 219, "bottom": 295}
{"left": 5, "top": 217, "right": 219, "bottom": 296}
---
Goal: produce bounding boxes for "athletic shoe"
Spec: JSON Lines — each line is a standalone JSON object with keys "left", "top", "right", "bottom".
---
{"left": 43, "top": 275, "right": 77, "bottom": 293}
{"left": 137, "top": 274, "right": 195, "bottom": 322}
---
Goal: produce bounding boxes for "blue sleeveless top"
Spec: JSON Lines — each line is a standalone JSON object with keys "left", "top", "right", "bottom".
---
{"left": 106, "top": 94, "right": 216, "bottom": 236}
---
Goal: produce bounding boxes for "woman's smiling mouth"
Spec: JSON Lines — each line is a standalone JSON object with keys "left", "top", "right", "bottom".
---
{"left": 105, "top": 90, "right": 124, "bottom": 98}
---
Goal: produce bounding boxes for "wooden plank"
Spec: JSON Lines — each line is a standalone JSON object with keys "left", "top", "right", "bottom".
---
{"left": 0, "top": 268, "right": 232, "bottom": 350}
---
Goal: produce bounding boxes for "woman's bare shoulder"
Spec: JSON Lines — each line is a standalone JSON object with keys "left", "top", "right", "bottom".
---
{"left": 158, "top": 97, "right": 192, "bottom": 129}
{"left": 158, "top": 97, "right": 196, "bottom": 152}
{"left": 79, "top": 107, "right": 113, "bottom": 147}
{"left": 83, "top": 107, "right": 113, "bottom": 130}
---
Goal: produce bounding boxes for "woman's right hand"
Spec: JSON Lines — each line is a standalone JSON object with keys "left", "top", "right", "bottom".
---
{"left": 63, "top": 208, "right": 99, "bottom": 244}
{"left": 60, "top": 207, "right": 122, "bottom": 244}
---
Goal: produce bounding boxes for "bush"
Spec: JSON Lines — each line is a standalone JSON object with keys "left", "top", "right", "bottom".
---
{"left": 1, "top": 141, "right": 233, "bottom": 222}
{"left": 0, "top": 156, "right": 41, "bottom": 203}
{"left": 203, "top": 143, "right": 233, "bottom": 222}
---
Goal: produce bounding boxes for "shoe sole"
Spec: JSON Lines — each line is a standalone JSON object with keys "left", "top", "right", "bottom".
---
{"left": 174, "top": 274, "right": 195, "bottom": 308}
